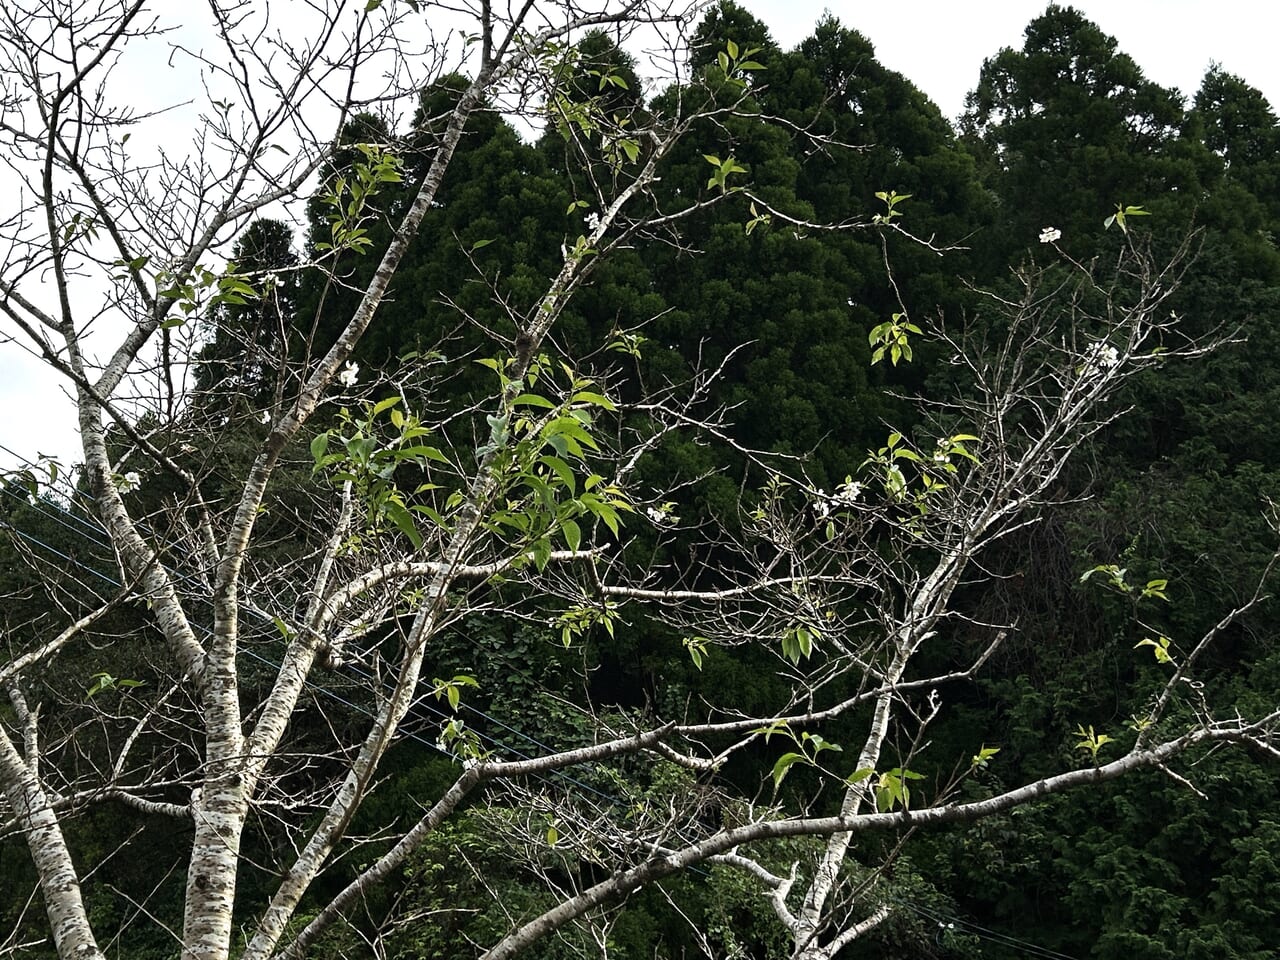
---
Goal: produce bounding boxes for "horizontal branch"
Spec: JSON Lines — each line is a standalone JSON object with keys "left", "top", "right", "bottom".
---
{"left": 675, "top": 631, "right": 1006, "bottom": 738}
{"left": 278, "top": 723, "right": 681, "bottom": 958}
{"left": 481, "top": 721, "right": 1261, "bottom": 960}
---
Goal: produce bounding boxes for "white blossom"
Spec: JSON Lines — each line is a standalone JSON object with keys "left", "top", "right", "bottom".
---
{"left": 117, "top": 471, "right": 141, "bottom": 494}
{"left": 585, "top": 211, "right": 601, "bottom": 232}
{"left": 338, "top": 361, "right": 360, "bottom": 387}
{"left": 259, "top": 409, "right": 271, "bottom": 424}
{"left": 1039, "top": 226, "right": 1062, "bottom": 243}
{"left": 646, "top": 503, "right": 679, "bottom": 525}
{"left": 1082, "top": 340, "right": 1120, "bottom": 376}
{"left": 832, "top": 478, "right": 862, "bottom": 506}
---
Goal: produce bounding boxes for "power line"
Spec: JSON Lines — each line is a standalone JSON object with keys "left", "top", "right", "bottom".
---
{"left": 0, "top": 449, "right": 654, "bottom": 814}
{"left": 1, "top": 448, "right": 1086, "bottom": 959}
{"left": 895, "top": 897, "right": 1080, "bottom": 960}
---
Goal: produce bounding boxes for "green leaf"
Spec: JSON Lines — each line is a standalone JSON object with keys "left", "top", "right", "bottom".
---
{"left": 1135, "top": 636, "right": 1175, "bottom": 664}
{"left": 971, "top": 745, "right": 1001, "bottom": 768}
{"left": 874, "top": 780, "right": 899, "bottom": 812}
{"left": 795, "top": 625, "right": 813, "bottom": 658}
{"left": 756, "top": 720, "right": 789, "bottom": 742}
{"left": 531, "top": 537, "right": 552, "bottom": 572}
{"left": 86, "top": 673, "right": 113, "bottom": 697}
{"left": 546, "top": 417, "right": 598, "bottom": 453}
{"left": 570, "top": 390, "right": 616, "bottom": 411}
{"left": 411, "top": 505, "right": 449, "bottom": 530}
{"left": 1142, "top": 578, "right": 1169, "bottom": 601}
{"left": 594, "top": 502, "right": 621, "bottom": 537}
{"left": 398, "top": 445, "right": 449, "bottom": 465}
{"left": 561, "top": 518, "right": 581, "bottom": 553}
{"left": 370, "top": 395, "right": 400, "bottom": 416}
{"left": 512, "top": 393, "right": 557, "bottom": 409}
{"left": 383, "top": 500, "right": 423, "bottom": 550}
{"left": 310, "top": 432, "right": 330, "bottom": 464}
{"left": 540, "top": 455, "right": 576, "bottom": 494}
{"left": 781, "top": 631, "right": 800, "bottom": 664}
{"left": 470, "top": 238, "right": 494, "bottom": 252}
{"left": 772, "top": 751, "right": 805, "bottom": 789}
{"left": 804, "top": 733, "right": 841, "bottom": 754}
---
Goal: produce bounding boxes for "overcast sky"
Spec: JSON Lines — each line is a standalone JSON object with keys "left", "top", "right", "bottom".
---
{"left": 749, "top": 0, "right": 1280, "bottom": 121}
{"left": 2, "top": 1, "right": 1277, "bottom": 475}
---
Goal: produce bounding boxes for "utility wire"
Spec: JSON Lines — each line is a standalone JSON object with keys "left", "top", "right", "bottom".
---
{"left": 0, "top": 453, "right": 652, "bottom": 813}
{"left": 0, "top": 492, "right": 710, "bottom": 895}
{"left": 2, "top": 447, "right": 1087, "bottom": 958}
{"left": 894, "top": 897, "right": 1080, "bottom": 960}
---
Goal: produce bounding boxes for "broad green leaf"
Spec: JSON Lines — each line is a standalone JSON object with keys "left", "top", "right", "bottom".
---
{"left": 772, "top": 751, "right": 805, "bottom": 789}
{"left": 570, "top": 390, "right": 616, "bottom": 410}
{"left": 540, "top": 455, "right": 576, "bottom": 494}
{"left": 561, "top": 518, "right": 581, "bottom": 553}
{"left": 310, "top": 432, "right": 330, "bottom": 463}
{"left": 398, "top": 445, "right": 449, "bottom": 464}
{"left": 531, "top": 537, "right": 552, "bottom": 572}
{"left": 512, "top": 393, "right": 557, "bottom": 409}
{"left": 383, "top": 501, "right": 423, "bottom": 550}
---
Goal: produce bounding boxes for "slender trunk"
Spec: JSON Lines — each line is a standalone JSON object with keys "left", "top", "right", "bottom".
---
{"left": 0, "top": 726, "right": 104, "bottom": 960}
{"left": 241, "top": 509, "right": 479, "bottom": 960}
{"left": 792, "top": 541, "right": 973, "bottom": 958}
{"left": 179, "top": 44, "right": 504, "bottom": 960}
{"left": 180, "top": 650, "right": 247, "bottom": 960}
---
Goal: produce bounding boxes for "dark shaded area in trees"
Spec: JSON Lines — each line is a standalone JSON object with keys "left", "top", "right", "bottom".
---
{"left": 5, "top": 3, "right": 1280, "bottom": 957}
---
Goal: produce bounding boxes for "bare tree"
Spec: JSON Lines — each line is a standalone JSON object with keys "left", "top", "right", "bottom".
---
{"left": 0, "top": 2, "right": 1276, "bottom": 960}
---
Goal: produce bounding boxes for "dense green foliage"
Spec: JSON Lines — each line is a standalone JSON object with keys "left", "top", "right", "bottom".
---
{"left": 5, "top": 3, "right": 1280, "bottom": 958}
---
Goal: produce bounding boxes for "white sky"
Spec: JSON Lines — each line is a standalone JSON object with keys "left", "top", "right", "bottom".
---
{"left": 748, "top": 0, "right": 1280, "bottom": 122}
{"left": 2, "top": 0, "right": 1277, "bottom": 475}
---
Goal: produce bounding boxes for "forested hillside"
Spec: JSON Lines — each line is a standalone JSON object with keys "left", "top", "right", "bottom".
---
{"left": 2, "top": 2, "right": 1280, "bottom": 958}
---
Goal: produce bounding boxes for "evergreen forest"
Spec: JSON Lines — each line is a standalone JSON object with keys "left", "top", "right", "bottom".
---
{"left": 4, "top": 3, "right": 1280, "bottom": 958}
